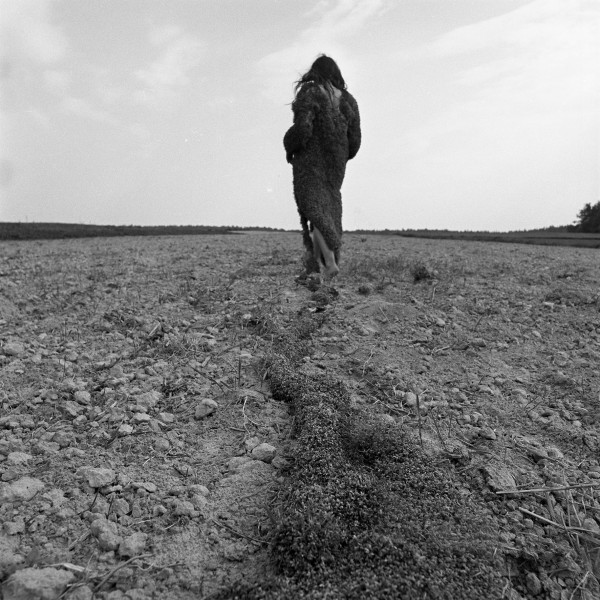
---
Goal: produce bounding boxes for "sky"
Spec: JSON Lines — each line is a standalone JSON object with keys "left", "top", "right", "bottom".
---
{"left": 0, "top": 0, "right": 598, "bottom": 232}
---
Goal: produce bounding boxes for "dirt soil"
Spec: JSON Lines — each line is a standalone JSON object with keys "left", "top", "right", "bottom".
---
{"left": 1, "top": 232, "right": 599, "bottom": 600}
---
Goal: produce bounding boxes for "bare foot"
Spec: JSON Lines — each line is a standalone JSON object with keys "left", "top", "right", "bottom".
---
{"left": 323, "top": 263, "right": 339, "bottom": 280}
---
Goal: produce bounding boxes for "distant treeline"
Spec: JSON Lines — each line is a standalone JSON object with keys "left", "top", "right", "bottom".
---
{"left": 350, "top": 228, "right": 600, "bottom": 249}
{"left": 0, "top": 222, "right": 284, "bottom": 241}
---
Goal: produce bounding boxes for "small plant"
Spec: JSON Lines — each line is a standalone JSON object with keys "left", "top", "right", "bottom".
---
{"left": 410, "top": 260, "right": 437, "bottom": 282}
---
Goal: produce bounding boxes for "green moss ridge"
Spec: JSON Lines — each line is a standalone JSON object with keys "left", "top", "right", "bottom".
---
{"left": 219, "top": 349, "right": 506, "bottom": 599}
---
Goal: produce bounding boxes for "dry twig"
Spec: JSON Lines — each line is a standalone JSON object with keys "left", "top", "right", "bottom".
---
{"left": 93, "top": 554, "right": 153, "bottom": 592}
{"left": 496, "top": 483, "right": 600, "bottom": 495}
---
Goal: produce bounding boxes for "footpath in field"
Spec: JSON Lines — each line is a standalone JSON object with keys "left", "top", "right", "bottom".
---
{"left": 0, "top": 232, "right": 599, "bottom": 599}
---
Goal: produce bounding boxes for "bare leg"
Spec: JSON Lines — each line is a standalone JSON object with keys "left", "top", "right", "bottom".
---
{"left": 312, "top": 227, "right": 339, "bottom": 280}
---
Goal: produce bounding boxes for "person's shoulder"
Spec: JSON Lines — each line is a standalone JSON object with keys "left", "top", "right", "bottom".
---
{"left": 296, "top": 82, "right": 320, "bottom": 97}
{"left": 342, "top": 89, "right": 358, "bottom": 107}
{"left": 294, "top": 82, "right": 326, "bottom": 108}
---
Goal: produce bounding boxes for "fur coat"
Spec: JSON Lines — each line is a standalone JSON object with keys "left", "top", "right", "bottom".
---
{"left": 283, "top": 82, "right": 361, "bottom": 265}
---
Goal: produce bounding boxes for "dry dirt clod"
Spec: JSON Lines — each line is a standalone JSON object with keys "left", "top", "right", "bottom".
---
{"left": 0, "top": 477, "right": 44, "bottom": 503}
{"left": 251, "top": 443, "right": 277, "bottom": 463}
{"left": 1, "top": 566, "right": 75, "bottom": 600}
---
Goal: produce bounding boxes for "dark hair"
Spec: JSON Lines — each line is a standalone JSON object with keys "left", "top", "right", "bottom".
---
{"left": 295, "top": 54, "right": 346, "bottom": 92}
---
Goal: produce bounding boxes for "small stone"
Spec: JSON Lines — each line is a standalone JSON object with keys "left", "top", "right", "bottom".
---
{"left": 118, "top": 424, "right": 134, "bottom": 436}
{"left": 251, "top": 443, "right": 276, "bottom": 463}
{"left": 191, "top": 494, "right": 209, "bottom": 512}
{"left": 189, "top": 484, "right": 209, "bottom": 497}
{"left": 525, "top": 572, "right": 542, "bottom": 595}
{"left": 133, "top": 481, "right": 157, "bottom": 493}
{"left": 2, "top": 342, "right": 25, "bottom": 357}
{"left": 90, "top": 518, "right": 122, "bottom": 550}
{"left": 43, "top": 488, "right": 67, "bottom": 508}
{"left": 109, "top": 498, "right": 128, "bottom": 516}
{"left": 34, "top": 441, "right": 61, "bottom": 455}
{"left": 479, "top": 427, "right": 497, "bottom": 440}
{"left": 481, "top": 464, "right": 516, "bottom": 493}
{"left": 62, "top": 401, "right": 83, "bottom": 417}
{"left": 3, "top": 521, "right": 25, "bottom": 535}
{"left": 195, "top": 398, "right": 217, "bottom": 419}
{"left": 583, "top": 518, "right": 600, "bottom": 534}
{"left": 546, "top": 447, "right": 564, "bottom": 460}
{"left": 134, "top": 390, "right": 162, "bottom": 411}
{"left": 53, "top": 431, "right": 74, "bottom": 448}
{"left": 73, "top": 391, "right": 91, "bottom": 404}
{"left": 2, "top": 567, "right": 75, "bottom": 600}
{"left": 77, "top": 467, "right": 116, "bottom": 488}
{"left": 379, "top": 414, "right": 395, "bottom": 425}
{"left": 154, "top": 438, "right": 170, "bottom": 451}
{"left": 0, "top": 534, "right": 24, "bottom": 577}
{"left": 404, "top": 392, "right": 418, "bottom": 407}
{"left": 172, "top": 499, "right": 195, "bottom": 517}
{"left": 244, "top": 437, "right": 261, "bottom": 453}
{"left": 0, "top": 476, "right": 45, "bottom": 503}
{"left": 6, "top": 452, "right": 33, "bottom": 466}
{"left": 132, "top": 412, "right": 151, "bottom": 423}
{"left": 64, "top": 584, "right": 94, "bottom": 600}
{"left": 158, "top": 412, "right": 175, "bottom": 424}
{"left": 227, "top": 456, "right": 252, "bottom": 472}
{"left": 118, "top": 532, "right": 148, "bottom": 557}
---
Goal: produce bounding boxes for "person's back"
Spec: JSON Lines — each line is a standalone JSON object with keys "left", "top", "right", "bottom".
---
{"left": 283, "top": 55, "right": 361, "bottom": 280}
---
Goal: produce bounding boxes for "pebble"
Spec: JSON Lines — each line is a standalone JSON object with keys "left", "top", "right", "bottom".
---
{"left": 134, "top": 390, "right": 162, "bottom": 411}
{"left": 132, "top": 413, "right": 151, "bottom": 423}
{"left": 0, "top": 536, "right": 23, "bottom": 577}
{"left": 158, "top": 412, "right": 175, "bottom": 424}
{"left": 404, "top": 392, "right": 418, "bottom": 407}
{"left": 228, "top": 456, "right": 253, "bottom": 473}
{"left": 119, "top": 532, "right": 148, "bottom": 557}
{"left": 195, "top": 398, "right": 218, "bottom": 419}
{"left": 2, "top": 342, "right": 25, "bottom": 357}
{"left": 0, "top": 477, "right": 45, "bottom": 503}
{"left": 251, "top": 443, "right": 276, "bottom": 463}
{"left": 62, "top": 401, "right": 83, "bottom": 417}
{"left": 189, "top": 484, "right": 209, "bottom": 497}
{"left": 481, "top": 464, "right": 516, "bottom": 493}
{"left": 6, "top": 452, "right": 32, "bottom": 466}
{"left": 73, "top": 390, "right": 91, "bottom": 404}
{"left": 172, "top": 499, "right": 196, "bottom": 517}
{"left": 90, "top": 518, "right": 122, "bottom": 550}
{"left": 64, "top": 584, "right": 94, "bottom": 600}
{"left": 77, "top": 467, "right": 116, "bottom": 489}
{"left": 3, "top": 521, "right": 25, "bottom": 535}
{"left": 112, "top": 498, "right": 130, "bottom": 515}
{"left": 244, "top": 437, "right": 262, "bottom": 453}
{"left": 133, "top": 481, "right": 157, "bottom": 493}
{"left": 525, "top": 572, "right": 542, "bottom": 595}
{"left": 118, "top": 424, "right": 134, "bottom": 436}
{"left": 479, "top": 427, "right": 497, "bottom": 440}
{"left": 2, "top": 567, "right": 75, "bottom": 600}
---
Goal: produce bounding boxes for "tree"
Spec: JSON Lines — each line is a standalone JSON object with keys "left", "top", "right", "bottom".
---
{"left": 573, "top": 201, "right": 600, "bottom": 233}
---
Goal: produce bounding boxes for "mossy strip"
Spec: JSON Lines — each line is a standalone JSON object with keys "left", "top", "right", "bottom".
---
{"left": 217, "top": 351, "right": 506, "bottom": 599}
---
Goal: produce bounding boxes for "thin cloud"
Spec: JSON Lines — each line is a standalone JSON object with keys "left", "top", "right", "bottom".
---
{"left": 134, "top": 33, "right": 205, "bottom": 109}
{"left": 257, "top": 0, "right": 389, "bottom": 103}
{"left": 61, "top": 96, "right": 118, "bottom": 125}
{"left": 0, "top": 0, "right": 67, "bottom": 65}
{"left": 399, "top": 0, "right": 599, "bottom": 162}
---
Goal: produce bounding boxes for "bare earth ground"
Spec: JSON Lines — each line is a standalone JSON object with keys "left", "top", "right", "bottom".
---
{"left": 0, "top": 232, "right": 599, "bottom": 599}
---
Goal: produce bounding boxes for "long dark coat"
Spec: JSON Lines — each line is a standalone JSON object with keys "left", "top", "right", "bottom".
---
{"left": 283, "top": 82, "right": 361, "bottom": 265}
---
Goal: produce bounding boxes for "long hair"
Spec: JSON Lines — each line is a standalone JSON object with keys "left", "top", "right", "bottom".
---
{"left": 295, "top": 54, "right": 346, "bottom": 93}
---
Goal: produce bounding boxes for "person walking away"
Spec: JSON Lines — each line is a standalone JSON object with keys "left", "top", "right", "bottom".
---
{"left": 284, "top": 55, "right": 361, "bottom": 280}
